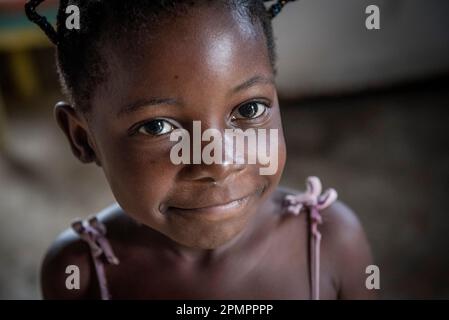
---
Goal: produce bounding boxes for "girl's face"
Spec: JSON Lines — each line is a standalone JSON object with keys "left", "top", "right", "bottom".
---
{"left": 76, "top": 6, "right": 286, "bottom": 249}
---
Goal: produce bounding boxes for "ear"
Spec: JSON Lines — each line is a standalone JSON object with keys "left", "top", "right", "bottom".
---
{"left": 54, "top": 101, "right": 100, "bottom": 165}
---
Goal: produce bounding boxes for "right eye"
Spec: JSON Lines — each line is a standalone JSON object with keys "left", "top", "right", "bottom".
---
{"left": 137, "top": 119, "right": 175, "bottom": 136}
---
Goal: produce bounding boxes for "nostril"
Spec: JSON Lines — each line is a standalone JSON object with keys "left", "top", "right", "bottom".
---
{"left": 179, "top": 162, "right": 245, "bottom": 184}
{"left": 192, "top": 176, "right": 216, "bottom": 184}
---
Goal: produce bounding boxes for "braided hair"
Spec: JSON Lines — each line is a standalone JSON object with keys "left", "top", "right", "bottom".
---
{"left": 25, "top": 0, "right": 297, "bottom": 112}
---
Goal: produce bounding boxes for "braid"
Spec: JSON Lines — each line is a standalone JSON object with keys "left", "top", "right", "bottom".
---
{"left": 24, "top": 0, "right": 298, "bottom": 112}
{"left": 24, "top": 0, "right": 299, "bottom": 47}
{"left": 24, "top": 0, "right": 60, "bottom": 45}
{"left": 264, "top": 0, "right": 297, "bottom": 19}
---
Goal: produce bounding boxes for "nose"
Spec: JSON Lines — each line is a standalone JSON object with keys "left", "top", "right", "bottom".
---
{"left": 178, "top": 120, "right": 246, "bottom": 184}
{"left": 181, "top": 161, "right": 245, "bottom": 184}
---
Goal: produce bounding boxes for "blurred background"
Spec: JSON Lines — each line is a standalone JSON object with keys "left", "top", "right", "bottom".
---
{"left": 0, "top": 0, "right": 448, "bottom": 299}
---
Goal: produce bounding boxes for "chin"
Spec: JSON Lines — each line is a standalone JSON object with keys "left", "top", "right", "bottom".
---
{"left": 169, "top": 217, "right": 248, "bottom": 250}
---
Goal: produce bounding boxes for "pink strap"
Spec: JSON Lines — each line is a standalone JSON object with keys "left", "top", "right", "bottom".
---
{"left": 71, "top": 217, "right": 119, "bottom": 300}
{"left": 284, "top": 176, "right": 338, "bottom": 300}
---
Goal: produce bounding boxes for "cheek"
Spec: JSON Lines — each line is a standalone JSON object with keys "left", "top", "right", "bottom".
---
{"left": 265, "top": 106, "right": 287, "bottom": 181}
{"left": 264, "top": 129, "right": 286, "bottom": 191}
{"left": 277, "top": 131, "right": 287, "bottom": 180}
{"left": 99, "top": 138, "right": 178, "bottom": 224}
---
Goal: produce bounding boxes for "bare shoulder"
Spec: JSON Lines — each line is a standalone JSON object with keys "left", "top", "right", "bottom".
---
{"left": 275, "top": 186, "right": 377, "bottom": 299}
{"left": 40, "top": 227, "right": 93, "bottom": 299}
{"left": 320, "top": 200, "right": 366, "bottom": 244}
{"left": 320, "top": 200, "right": 377, "bottom": 299}
{"left": 40, "top": 204, "right": 126, "bottom": 299}
{"left": 274, "top": 187, "right": 368, "bottom": 243}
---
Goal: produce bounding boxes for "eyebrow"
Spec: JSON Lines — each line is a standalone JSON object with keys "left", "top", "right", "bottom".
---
{"left": 231, "top": 75, "right": 275, "bottom": 95}
{"left": 117, "top": 97, "right": 180, "bottom": 118}
{"left": 117, "top": 75, "right": 275, "bottom": 117}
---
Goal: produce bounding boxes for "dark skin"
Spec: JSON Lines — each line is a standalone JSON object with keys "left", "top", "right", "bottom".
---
{"left": 41, "top": 5, "right": 376, "bottom": 299}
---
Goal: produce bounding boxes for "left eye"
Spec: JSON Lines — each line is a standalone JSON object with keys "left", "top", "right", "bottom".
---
{"left": 138, "top": 119, "right": 175, "bottom": 136}
{"left": 232, "top": 102, "right": 267, "bottom": 120}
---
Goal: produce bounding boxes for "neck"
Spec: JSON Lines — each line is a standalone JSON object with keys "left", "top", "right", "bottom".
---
{"left": 159, "top": 190, "right": 280, "bottom": 264}
{"left": 124, "top": 186, "right": 281, "bottom": 264}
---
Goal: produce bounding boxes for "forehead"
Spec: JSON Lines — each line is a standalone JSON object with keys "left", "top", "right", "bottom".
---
{"left": 94, "top": 4, "right": 273, "bottom": 112}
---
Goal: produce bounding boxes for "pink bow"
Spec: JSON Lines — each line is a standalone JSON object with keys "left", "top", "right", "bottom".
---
{"left": 284, "top": 176, "right": 338, "bottom": 216}
{"left": 283, "top": 176, "right": 338, "bottom": 300}
{"left": 72, "top": 217, "right": 119, "bottom": 265}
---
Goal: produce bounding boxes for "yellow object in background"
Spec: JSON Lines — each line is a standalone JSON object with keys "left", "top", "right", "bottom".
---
{"left": 0, "top": 28, "right": 52, "bottom": 98}
{"left": 8, "top": 49, "right": 38, "bottom": 98}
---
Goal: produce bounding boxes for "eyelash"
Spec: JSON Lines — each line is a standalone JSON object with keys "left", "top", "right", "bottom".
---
{"left": 130, "top": 117, "right": 178, "bottom": 137}
{"left": 231, "top": 100, "right": 270, "bottom": 122}
{"left": 131, "top": 100, "right": 272, "bottom": 137}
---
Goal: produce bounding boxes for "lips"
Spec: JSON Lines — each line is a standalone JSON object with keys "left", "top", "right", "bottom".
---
{"left": 165, "top": 188, "right": 262, "bottom": 221}
{"left": 170, "top": 193, "right": 251, "bottom": 211}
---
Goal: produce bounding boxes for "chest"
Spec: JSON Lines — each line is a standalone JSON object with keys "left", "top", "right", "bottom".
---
{"left": 102, "top": 217, "right": 337, "bottom": 299}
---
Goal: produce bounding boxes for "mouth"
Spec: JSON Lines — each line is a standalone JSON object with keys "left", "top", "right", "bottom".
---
{"left": 167, "top": 191, "right": 260, "bottom": 222}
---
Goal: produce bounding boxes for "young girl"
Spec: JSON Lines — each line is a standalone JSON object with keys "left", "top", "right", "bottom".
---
{"left": 26, "top": 0, "right": 375, "bottom": 299}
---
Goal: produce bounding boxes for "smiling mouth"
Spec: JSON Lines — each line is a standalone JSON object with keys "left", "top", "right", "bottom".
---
{"left": 167, "top": 192, "right": 257, "bottom": 221}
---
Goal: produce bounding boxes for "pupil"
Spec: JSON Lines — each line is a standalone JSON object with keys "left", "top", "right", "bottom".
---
{"left": 145, "top": 120, "right": 163, "bottom": 134}
{"left": 240, "top": 103, "right": 257, "bottom": 118}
